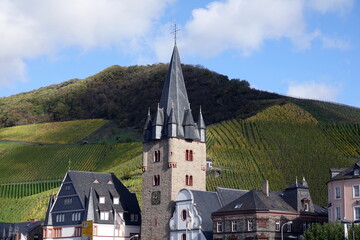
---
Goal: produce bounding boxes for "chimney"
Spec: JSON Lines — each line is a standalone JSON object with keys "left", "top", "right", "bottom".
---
{"left": 262, "top": 180, "right": 269, "bottom": 197}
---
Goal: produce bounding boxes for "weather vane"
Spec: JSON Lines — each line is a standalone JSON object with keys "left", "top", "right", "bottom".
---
{"left": 171, "top": 20, "right": 181, "bottom": 45}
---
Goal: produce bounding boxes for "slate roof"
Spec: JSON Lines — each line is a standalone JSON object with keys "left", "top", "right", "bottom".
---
{"left": 0, "top": 221, "right": 43, "bottom": 238}
{"left": 191, "top": 190, "right": 220, "bottom": 240}
{"left": 45, "top": 171, "right": 140, "bottom": 227}
{"left": 328, "top": 160, "right": 360, "bottom": 182}
{"left": 143, "top": 45, "right": 205, "bottom": 142}
{"left": 213, "top": 186, "right": 327, "bottom": 217}
{"left": 215, "top": 190, "right": 296, "bottom": 214}
{"left": 185, "top": 188, "right": 249, "bottom": 240}
{"left": 159, "top": 45, "right": 191, "bottom": 127}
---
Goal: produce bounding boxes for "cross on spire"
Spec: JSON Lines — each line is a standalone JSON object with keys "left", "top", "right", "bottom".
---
{"left": 171, "top": 21, "right": 181, "bottom": 45}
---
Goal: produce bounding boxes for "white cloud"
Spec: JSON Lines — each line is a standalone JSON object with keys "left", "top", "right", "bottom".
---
{"left": 180, "top": 0, "right": 308, "bottom": 57}
{"left": 308, "top": 0, "right": 354, "bottom": 15}
{"left": 153, "top": 0, "right": 353, "bottom": 59}
{"left": 286, "top": 81, "right": 341, "bottom": 101}
{"left": 0, "top": 0, "right": 173, "bottom": 86}
{"left": 321, "top": 35, "right": 350, "bottom": 50}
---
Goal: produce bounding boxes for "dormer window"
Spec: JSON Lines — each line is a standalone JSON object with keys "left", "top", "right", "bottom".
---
{"left": 355, "top": 169, "right": 359, "bottom": 176}
{"left": 107, "top": 180, "right": 113, "bottom": 184}
{"left": 100, "top": 211, "right": 109, "bottom": 220}
{"left": 93, "top": 179, "right": 99, "bottom": 183}
{"left": 235, "top": 203, "right": 242, "bottom": 209}
{"left": 113, "top": 197, "right": 119, "bottom": 205}
{"left": 99, "top": 196, "right": 105, "bottom": 204}
{"left": 304, "top": 203, "right": 309, "bottom": 211}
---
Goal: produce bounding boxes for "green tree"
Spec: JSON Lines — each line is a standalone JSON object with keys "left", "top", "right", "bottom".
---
{"left": 303, "top": 222, "right": 344, "bottom": 240}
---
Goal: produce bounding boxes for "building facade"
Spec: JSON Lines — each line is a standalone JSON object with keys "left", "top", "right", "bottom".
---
{"left": 169, "top": 188, "right": 248, "bottom": 240}
{"left": 141, "top": 45, "right": 206, "bottom": 239}
{"left": 43, "top": 171, "right": 140, "bottom": 240}
{"left": 212, "top": 180, "right": 327, "bottom": 240}
{"left": 0, "top": 221, "right": 43, "bottom": 240}
{"left": 327, "top": 161, "right": 360, "bottom": 222}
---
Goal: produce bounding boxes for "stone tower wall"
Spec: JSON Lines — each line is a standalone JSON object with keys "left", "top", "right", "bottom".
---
{"left": 141, "top": 138, "right": 206, "bottom": 240}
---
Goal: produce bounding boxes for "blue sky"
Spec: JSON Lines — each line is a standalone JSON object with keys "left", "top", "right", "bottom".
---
{"left": 0, "top": 0, "right": 359, "bottom": 107}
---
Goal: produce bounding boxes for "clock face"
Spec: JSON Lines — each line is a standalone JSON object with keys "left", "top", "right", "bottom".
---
{"left": 151, "top": 191, "right": 161, "bottom": 205}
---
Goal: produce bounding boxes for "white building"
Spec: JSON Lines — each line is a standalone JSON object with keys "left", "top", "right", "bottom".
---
{"left": 169, "top": 188, "right": 248, "bottom": 240}
{"left": 43, "top": 171, "right": 140, "bottom": 240}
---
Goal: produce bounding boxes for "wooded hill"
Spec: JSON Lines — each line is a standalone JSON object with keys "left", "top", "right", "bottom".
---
{"left": 0, "top": 64, "right": 360, "bottom": 222}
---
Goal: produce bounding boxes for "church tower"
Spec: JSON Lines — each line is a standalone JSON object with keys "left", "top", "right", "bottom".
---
{"left": 141, "top": 45, "right": 206, "bottom": 239}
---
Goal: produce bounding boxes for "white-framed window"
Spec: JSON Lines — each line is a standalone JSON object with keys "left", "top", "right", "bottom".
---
{"left": 354, "top": 207, "right": 360, "bottom": 220}
{"left": 65, "top": 185, "right": 70, "bottom": 190}
{"left": 328, "top": 208, "right": 332, "bottom": 221}
{"left": 216, "top": 222, "right": 223, "bottom": 233}
{"left": 247, "top": 220, "right": 253, "bottom": 231}
{"left": 56, "top": 214, "right": 65, "bottom": 222}
{"left": 355, "top": 169, "right": 359, "bottom": 175}
{"left": 99, "top": 196, "right": 105, "bottom": 204}
{"left": 335, "top": 187, "right": 341, "bottom": 200}
{"left": 113, "top": 197, "right": 119, "bottom": 205}
{"left": 354, "top": 185, "right": 360, "bottom": 198}
{"left": 64, "top": 198, "right": 72, "bottom": 205}
{"left": 74, "top": 227, "right": 81, "bottom": 237}
{"left": 275, "top": 221, "right": 280, "bottom": 231}
{"left": 336, "top": 206, "right": 341, "bottom": 220}
{"left": 130, "top": 213, "right": 139, "bottom": 222}
{"left": 71, "top": 212, "right": 81, "bottom": 221}
{"left": 287, "top": 223, "right": 292, "bottom": 232}
{"left": 100, "top": 211, "right": 109, "bottom": 220}
{"left": 231, "top": 220, "right": 237, "bottom": 232}
{"left": 304, "top": 203, "right": 309, "bottom": 211}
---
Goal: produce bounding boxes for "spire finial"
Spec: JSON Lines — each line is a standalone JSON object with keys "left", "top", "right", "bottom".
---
{"left": 171, "top": 20, "right": 181, "bottom": 46}
{"left": 295, "top": 176, "right": 298, "bottom": 185}
{"left": 147, "top": 107, "right": 151, "bottom": 115}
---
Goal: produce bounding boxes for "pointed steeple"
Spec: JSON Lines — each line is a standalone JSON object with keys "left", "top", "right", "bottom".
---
{"left": 142, "top": 45, "right": 206, "bottom": 142}
{"left": 159, "top": 45, "right": 190, "bottom": 137}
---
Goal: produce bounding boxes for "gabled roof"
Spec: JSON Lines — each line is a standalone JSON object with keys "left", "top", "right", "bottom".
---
{"left": 45, "top": 171, "right": 140, "bottom": 226}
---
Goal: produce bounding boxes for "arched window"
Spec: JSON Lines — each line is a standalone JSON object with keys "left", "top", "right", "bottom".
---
{"left": 185, "top": 150, "right": 193, "bottom": 161}
{"left": 153, "top": 175, "right": 160, "bottom": 186}
{"left": 185, "top": 175, "right": 193, "bottom": 186}
{"left": 181, "top": 233, "right": 186, "bottom": 240}
{"left": 154, "top": 150, "right": 160, "bottom": 162}
{"left": 181, "top": 209, "right": 187, "bottom": 221}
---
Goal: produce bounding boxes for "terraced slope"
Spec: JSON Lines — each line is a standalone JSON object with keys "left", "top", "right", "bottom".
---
{"left": 0, "top": 119, "right": 107, "bottom": 144}
{"left": 1, "top": 101, "right": 360, "bottom": 222}
{"left": 206, "top": 104, "right": 359, "bottom": 204}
